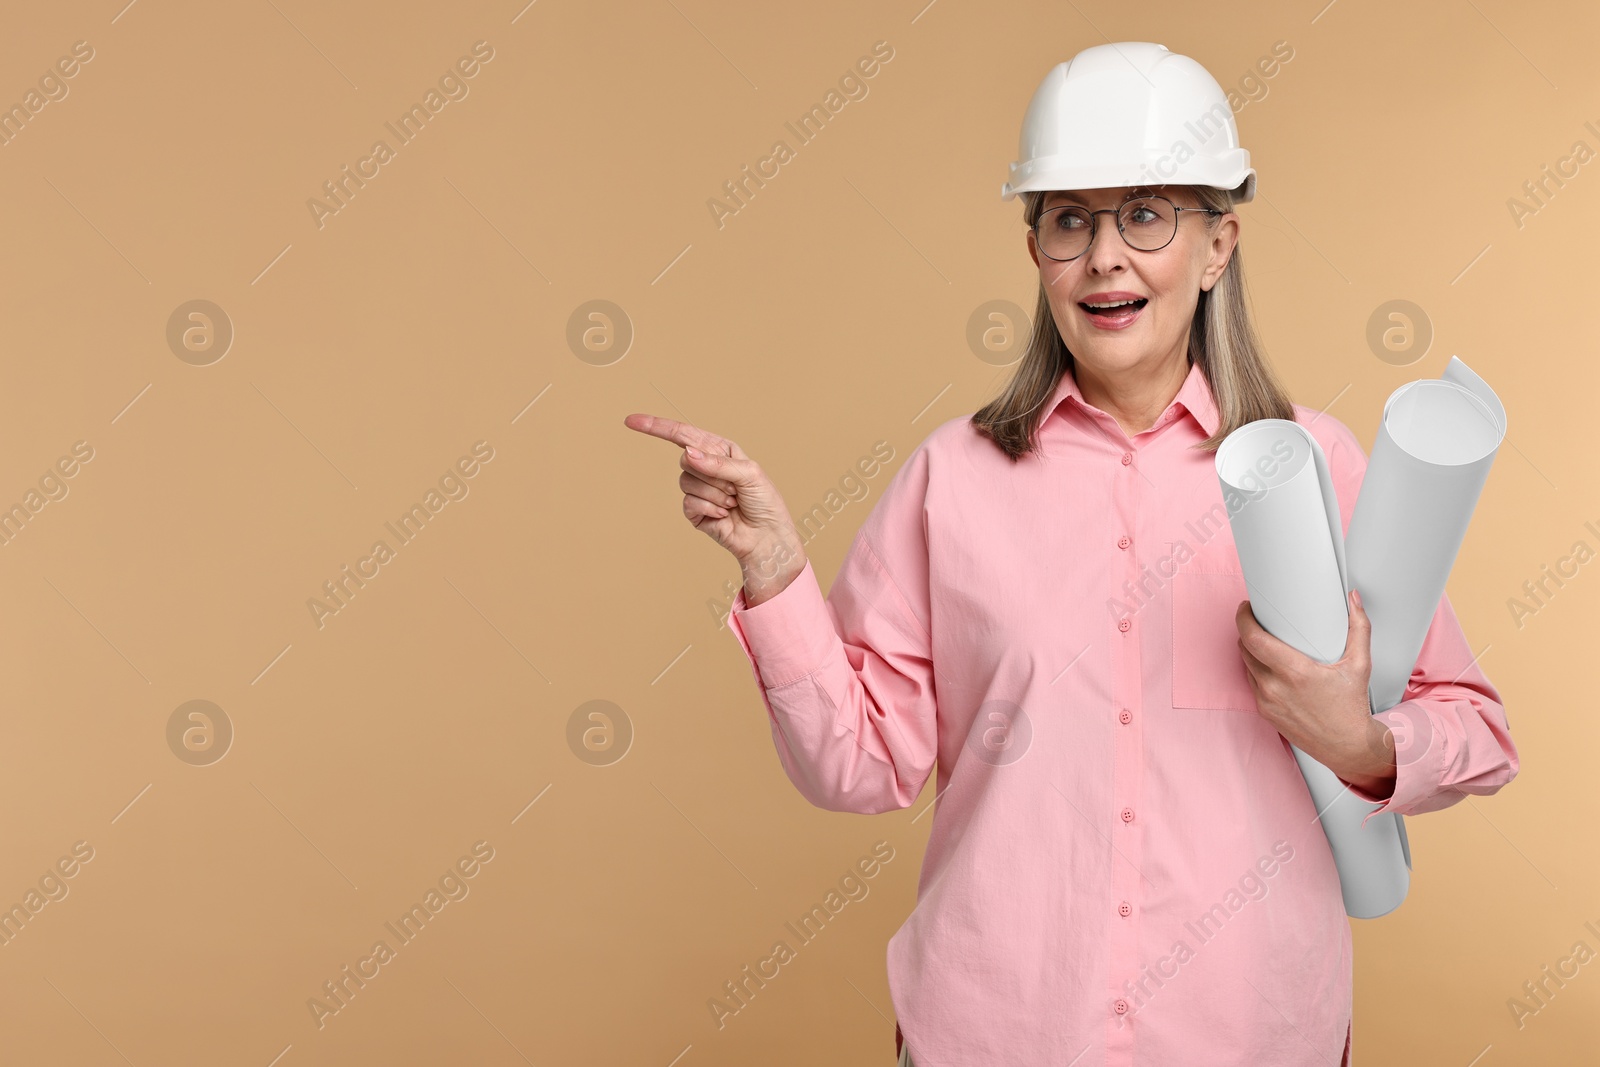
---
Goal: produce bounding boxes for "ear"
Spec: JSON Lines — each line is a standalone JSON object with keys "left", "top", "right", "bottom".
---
{"left": 1201, "top": 213, "right": 1240, "bottom": 292}
{"left": 1026, "top": 227, "right": 1040, "bottom": 269}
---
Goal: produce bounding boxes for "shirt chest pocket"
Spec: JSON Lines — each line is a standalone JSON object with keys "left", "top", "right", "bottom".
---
{"left": 1170, "top": 561, "right": 1259, "bottom": 712}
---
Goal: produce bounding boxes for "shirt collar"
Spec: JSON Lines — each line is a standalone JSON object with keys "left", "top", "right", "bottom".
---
{"left": 1042, "top": 357, "right": 1221, "bottom": 439}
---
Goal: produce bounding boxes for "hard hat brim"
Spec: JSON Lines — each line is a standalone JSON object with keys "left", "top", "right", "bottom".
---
{"left": 1001, "top": 162, "right": 1255, "bottom": 205}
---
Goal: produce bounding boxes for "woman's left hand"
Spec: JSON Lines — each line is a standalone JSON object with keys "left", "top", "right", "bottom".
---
{"left": 1235, "top": 588, "right": 1396, "bottom": 799}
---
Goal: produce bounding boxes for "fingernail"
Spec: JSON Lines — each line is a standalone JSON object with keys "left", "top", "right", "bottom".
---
{"left": 686, "top": 446, "right": 702, "bottom": 460}
{"left": 1352, "top": 589, "right": 1361, "bottom": 607}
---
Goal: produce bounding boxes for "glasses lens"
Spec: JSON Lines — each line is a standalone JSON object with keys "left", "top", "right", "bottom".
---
{"left": 1118, "top": 197, "right": 1177, "bottom": 251}
{"left": 1037, "top": 198, "right": 1179, "bottom": 259}
{"left": 1038, "top": 207, "right": 1092, "bottom": 260}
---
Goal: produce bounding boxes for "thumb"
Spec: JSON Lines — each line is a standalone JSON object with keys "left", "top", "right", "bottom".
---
{"left": 1345, "top": 587, "right": 1372, "bottom": 666}
{"left": 684, "top": 443, "right": 758, "bottom": 489}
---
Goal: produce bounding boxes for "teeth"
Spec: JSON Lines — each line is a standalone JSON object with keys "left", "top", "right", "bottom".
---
{"left": 1084, "top": 299, "right": 1142, "bottom": 308}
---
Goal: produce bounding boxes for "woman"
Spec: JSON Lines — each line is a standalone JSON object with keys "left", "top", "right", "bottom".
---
{"left": 625, "top": 43, "right": 1517, "bottom": 1066}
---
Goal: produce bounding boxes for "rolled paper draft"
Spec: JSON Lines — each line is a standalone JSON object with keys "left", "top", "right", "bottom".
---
{"left": 1215, "top": 419, "right": 1410, "bottom": 919}
{"left": 1348, "top": 357, "right": 1507, "bottom": 713}
{"left": 1214, "top": 356, "right": 1506, "bottom": 919}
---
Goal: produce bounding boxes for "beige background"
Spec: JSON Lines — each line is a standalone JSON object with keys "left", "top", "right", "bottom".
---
{"left": 0, "top": 0, "right": 1593, "bottom": 1064}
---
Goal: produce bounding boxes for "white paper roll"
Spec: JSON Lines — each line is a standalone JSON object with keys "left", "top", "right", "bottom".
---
{"left": 1213, "top": 356, "right": 1506, "bottom": 918}
{"left": 1349, "top": 357, "right": 1507, "bottom": 712}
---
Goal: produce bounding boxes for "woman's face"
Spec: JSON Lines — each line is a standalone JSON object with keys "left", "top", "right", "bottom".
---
{"left": 1026, "top": 184, "right": 1239, "bottom": 379}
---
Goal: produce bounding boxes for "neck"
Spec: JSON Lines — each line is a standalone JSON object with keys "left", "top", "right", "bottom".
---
{"left": 1073, "top": 355, "right": 1190, "bottom": 438}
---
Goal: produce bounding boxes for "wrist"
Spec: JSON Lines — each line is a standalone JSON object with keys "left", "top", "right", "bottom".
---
{"left": 738, "top": 531, "right": 804, "bottom": 579}
{"left": 1340, "top": 717, "right": 1397, "bottom": 798}
{"left": 739, "top": 534, "right": 806, "bottom": 607}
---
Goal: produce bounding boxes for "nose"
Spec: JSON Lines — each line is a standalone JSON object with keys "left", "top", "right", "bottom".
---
{"left": 1082, "top": 211, "right": 1129, "bottom": 272}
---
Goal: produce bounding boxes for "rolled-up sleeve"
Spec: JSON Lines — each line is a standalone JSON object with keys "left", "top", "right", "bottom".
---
{"left": 725, "top": 446, "right": 939, "bottom": 814}
{"left": 1316, "top": 414, "right": 1520, "bottom": 824}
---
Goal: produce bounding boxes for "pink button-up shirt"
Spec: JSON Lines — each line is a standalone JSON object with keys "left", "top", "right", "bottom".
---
{"left": 725, "top": 359, "right": 1519, "bottom": 1066}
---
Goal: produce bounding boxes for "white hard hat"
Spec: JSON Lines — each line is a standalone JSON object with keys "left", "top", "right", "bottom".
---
{"left": 1001, "top": 42, "right": 1255, "bottom": 204}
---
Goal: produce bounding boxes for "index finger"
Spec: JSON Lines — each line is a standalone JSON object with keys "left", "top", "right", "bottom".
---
{"left": 623, "top": 413, "right": 713, "bottom": 450}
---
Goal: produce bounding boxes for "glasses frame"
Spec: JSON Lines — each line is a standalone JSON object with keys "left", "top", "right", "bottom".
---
{"left": 1032, "top": 194, "right": 1224, "bottom": 262}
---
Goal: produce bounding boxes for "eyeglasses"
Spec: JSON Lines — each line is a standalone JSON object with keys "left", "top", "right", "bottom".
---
{"left": 1032, "top": 195, "right": 1223, "bottom": 262}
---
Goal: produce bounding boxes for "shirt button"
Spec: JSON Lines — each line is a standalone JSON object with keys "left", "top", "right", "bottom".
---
{"left": 1121, "top": 452, "right": 1133, "bottom": 465}
{"left": 1119, "top": 709, "right": 1133, "bottom": 724}
{"left": 1118, "top": 618, "right": 1131, "bottom": 632}
{"left": 1119, "top": 901, "right": 1132, "bottom": 917}
{"left": 1121, "top": 807, "right": 1135, "bottom": 823}
{"left": 1117, "top": 536, "right": 1130, "bottom": 549}
{"left": 1114, "top": 998, "right": 1130, "bottom": 1015}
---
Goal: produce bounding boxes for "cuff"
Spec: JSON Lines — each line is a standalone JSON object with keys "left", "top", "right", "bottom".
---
{"left": 726, "top": 559, "right": 839, "bottom": 688}
{"left": 1344, "top": 701, "right": 1448, "bottom": 827}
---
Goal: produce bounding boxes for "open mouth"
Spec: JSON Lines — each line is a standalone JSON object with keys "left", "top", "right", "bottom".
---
{"left": 1079, "top": 298, "right": 1148, "bottom": 318}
